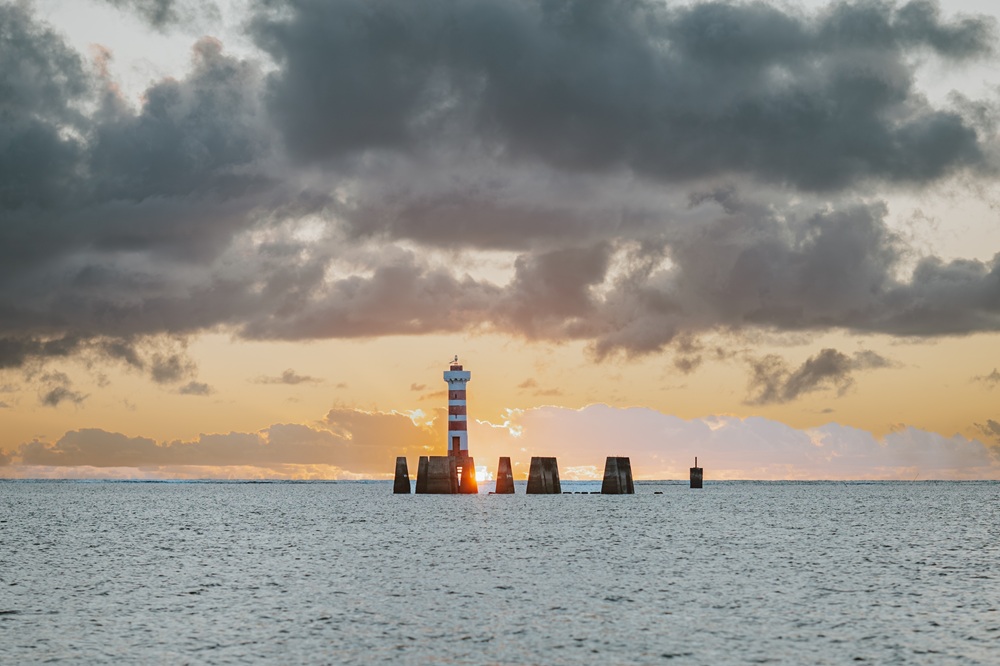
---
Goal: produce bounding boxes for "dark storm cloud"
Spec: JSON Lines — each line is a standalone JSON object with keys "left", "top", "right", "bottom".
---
{"left": 745, "top": 348, "right": 896, "bottom": 405}
{"left": 239, "top": 249, "right": 504, "bottom": 340}
{"left": 1, "top": 14, "right": 269, "bottom": 274}
{"left": 253, "top": 0, "right": 995, "bottom": 190}
{"left": 586, "top": 196, "right": 1000, "bottom": 357}
{"left": 0, "top": 4, "right": 89, "bottom": 210}
{"left": 0, "top": 335, "right": 83, "bottom": 369}
{"left": 0, "top": 7, "right": 281, "bottom": 367}
{"left": 2, "top": 0, "right": 1000, "bottom": 383}
{"left": 497, "top": 243, "right": 613, "bottom": 340}
{"left": 254, "top": 369, "right": 322, "bottom": 385}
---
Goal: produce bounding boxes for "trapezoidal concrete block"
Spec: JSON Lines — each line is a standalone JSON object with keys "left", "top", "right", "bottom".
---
{"left": 526, "top": 457, "right": 561, "bottom": 494}
{"left": 495, "top": 457, "right": 515, "bottom": 494}
{"left": 601, "top": 456, "right": 635, "bottom": 494}
{"left": 458, "top": 456, "right": 478, "bottom": 494}
{"left": 422, "top": 456, "right": 459, "bottom": 494}
{"left": 414, "top": 456, "right": 429, "bottom": 494}
{"left": 393, "top": 456, "right": 411, "bottom": 494}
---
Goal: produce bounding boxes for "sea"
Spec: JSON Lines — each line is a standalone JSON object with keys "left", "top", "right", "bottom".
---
{"left": 1, "top": 480, "right": 998, "bottom": 664}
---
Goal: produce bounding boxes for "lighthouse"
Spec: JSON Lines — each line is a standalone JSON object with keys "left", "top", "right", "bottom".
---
{"left": 444, "top": 355, "right": 471, "bottom": 458}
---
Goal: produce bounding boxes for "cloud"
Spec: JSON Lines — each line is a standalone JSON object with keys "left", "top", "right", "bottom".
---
{"left": 177, "top": 381, "right": 213, "bottom": 395}
{"left": 99, "top": 0, "right": 219, "bottom": 29}
{"left": 1, "top": 0, "right": 1000, "bottom": 381}
{"left": 483, "top": 405, "right": 1000, "bottom": 480}
{"left": 409, "top": 383, "right": 426, "bottom": 391}
{"left": 516, "top": 377, "right": 562, "bottom": 396}
{"left": 253, "top": 0, "right": 995, "bottom": 189}
{"left": 0, "top": 401, "right": 10, "bottom": 409}
{"left": 4, "top": 404, "right": 998, "bottom": 480}
{"left": 10, "top": 407, "right": 441, "bottom": 474}
{"left": 0, "top": 336, "right": 83, "bottom": 370}
{"left": 746, "top": 348, "right": 897, "bottom": 405}
{"left": 254, "top": 369, "right": 322, "bottom": 385}
{"left": 41, "top": 386, "right": 87, "bottom": 407}
{"left": 973, "top": 369, "right": 1000, "bottom": 388}
{"left": 150, "top": 353, "right": 195, "bottom": 383}
{"left": 975, "top": 419, "right": 1000, "bottom": 443}
{"left": 36, "top": 371, "right": 88, "bottom": 407}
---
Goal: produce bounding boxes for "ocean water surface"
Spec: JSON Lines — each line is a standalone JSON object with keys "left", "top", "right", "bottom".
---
{"left": 2, "top": 480, "right": 998, "bottom": 664}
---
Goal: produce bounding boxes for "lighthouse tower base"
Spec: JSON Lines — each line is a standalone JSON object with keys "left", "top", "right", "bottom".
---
{"left": 413, "top": 456, "right": 478, "bottom": 494}
{"left": 417, "top": 456, "right": 458, "bottom": 494}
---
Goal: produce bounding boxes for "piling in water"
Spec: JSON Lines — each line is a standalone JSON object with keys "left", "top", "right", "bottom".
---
{"left": 393, "top": 456, "right": 411, "bottom": 494}
{"left": 495, "top": 457, "right": 515, "bottom": 494}
{"left": 601, "top": 456, "right": 635, "bottom": 494}
{"left": 690, "top": 456, "right": 703, "bottom": 489}
{"left": 458, "top": 457, "right": 479, "bottom": 494}
{"left": 526, "top": 457, "right": 561, "bottom": 494}
{"left": 415, "top": 456, "right": 429, "bottom": 494}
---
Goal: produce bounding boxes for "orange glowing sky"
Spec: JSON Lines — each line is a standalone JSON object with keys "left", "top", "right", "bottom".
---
{"left": 2, "top": 0, "right": 1000, "bottom": 479}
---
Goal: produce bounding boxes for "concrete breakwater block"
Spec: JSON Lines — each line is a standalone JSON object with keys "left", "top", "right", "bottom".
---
{"left": 393, "top": 456, "right": 411, "bottom": 494}
{"left": 415, "top": 456, "right": 429, "bottom": 494}
{"left": 458, "top": 457, "right": 479, "bottom": 494}
{"left": 690, "top": 456, "right": 703, "bottom": 489}
{"left": 418, "top": 456, "right": 459, "bottom": 494}
{"left": 494, "top": 457, "right": 515, "bottom": 494}
{"left": 601, "top": 456, "right": 635, "bottom": 494}
{"left": 526, "top": 457, "right": 561, "bottom": 494}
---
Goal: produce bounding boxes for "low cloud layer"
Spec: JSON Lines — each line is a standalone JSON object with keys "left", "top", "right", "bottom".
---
{"left": 2, "top": 404, "right": 997, "bottom": 480}
{"left": 6, "top": 407, "right": 442, "bottom": 475}
{"left": 2, "top": 0, "right": 1000, "bottom": 392}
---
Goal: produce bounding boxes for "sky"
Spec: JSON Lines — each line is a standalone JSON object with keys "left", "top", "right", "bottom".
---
{"left": 2, "top": 0, "right": 1000, "bottom": 480}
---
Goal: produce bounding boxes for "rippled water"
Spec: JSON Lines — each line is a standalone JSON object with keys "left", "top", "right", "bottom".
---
{"left": 2, "top": 480, "right": 999, "bottom": 664}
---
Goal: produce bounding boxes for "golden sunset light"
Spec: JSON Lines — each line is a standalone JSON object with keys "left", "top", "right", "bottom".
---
{"left": 1, "top": 0, "right": 999, "bottom": 481}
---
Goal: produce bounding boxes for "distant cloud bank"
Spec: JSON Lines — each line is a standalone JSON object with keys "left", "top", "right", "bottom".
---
{"left": 2, "top": 405, "right": 997, "bottom": 480}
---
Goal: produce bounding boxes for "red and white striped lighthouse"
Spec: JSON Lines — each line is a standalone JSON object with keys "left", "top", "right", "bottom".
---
{"left": 444, "top": 355, "right": 471, "bottom": 458}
